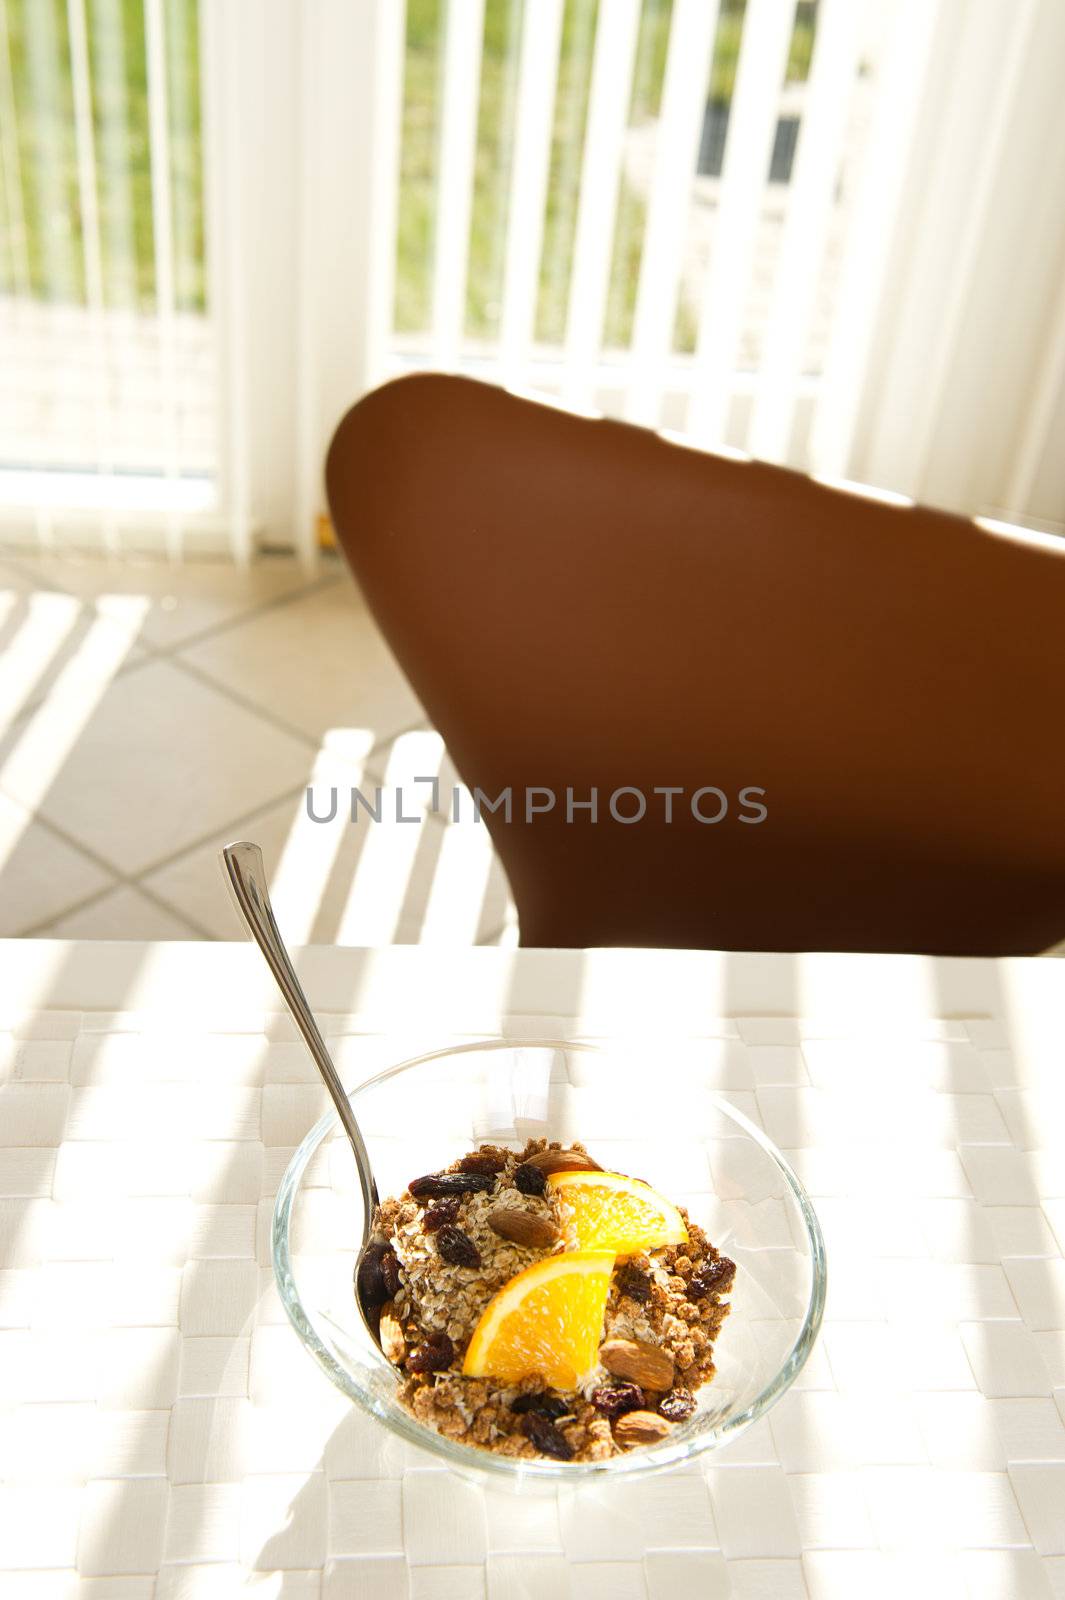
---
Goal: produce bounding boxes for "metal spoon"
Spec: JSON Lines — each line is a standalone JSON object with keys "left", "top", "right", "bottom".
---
{"left": 220, "top": 840, "right": 391, "bottom": 1343}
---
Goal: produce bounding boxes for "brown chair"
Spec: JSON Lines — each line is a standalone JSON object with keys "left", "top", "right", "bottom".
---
{"left": 326, "top": 373, "right": 1065, "bottom": 955}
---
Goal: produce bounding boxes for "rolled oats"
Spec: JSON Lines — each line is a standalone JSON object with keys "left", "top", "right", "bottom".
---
{"left": 367, "top": 1138, "right": 733, "bottom": 1461}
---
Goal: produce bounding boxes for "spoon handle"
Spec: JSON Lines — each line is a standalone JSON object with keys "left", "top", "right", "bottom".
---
{"left": 221, "top": 840, "right": 379, "bottom": 1237}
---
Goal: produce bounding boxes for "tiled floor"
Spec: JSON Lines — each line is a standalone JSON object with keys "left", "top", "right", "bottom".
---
{"left": 0, "top": 550, "right": 517, "bottom": 944}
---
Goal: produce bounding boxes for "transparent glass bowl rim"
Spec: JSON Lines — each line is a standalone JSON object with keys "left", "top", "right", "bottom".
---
{"left": 273, "top": 1037, "right": 828, "bottom": 1483}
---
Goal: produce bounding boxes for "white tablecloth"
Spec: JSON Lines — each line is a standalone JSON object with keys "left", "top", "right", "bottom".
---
{"left": 1, "top": 941, "right": 1064, "bottom": 1599}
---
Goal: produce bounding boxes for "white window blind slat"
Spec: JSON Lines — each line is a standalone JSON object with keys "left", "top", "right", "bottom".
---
{"left": 66, "top": 0, "right": 103, "bottom": 312}
{"left": 144, "top": 0, "right": 182, "bottom": 557}
{"left": 364, "top": 0, "right": 407, "bottom": 392}
{"left": 200, "top": 0, "right": 251, "bottom": 562}
{"left": 626, "top": 0, "right": 721, "bottom": 428}
{"left": 1005, "top": 265, "right": 1065, "bottom": 520}
{"left": 748, "top": 0, "right": 865, "bottom": 466}
{"left": 808, "top": 0, "right": 947, "bottom": 482}
{"left": 66, "top": 0, "right": 119, "bottom": 551}
{"left": 869, "top": 0, "right": 1041, "bottom": 503}
{"left": 499, "top": 0, "right": 565, "bottom": 377}
{"left": 562, "top": 0, "right": 641, "bottom": 407}
{"left": 0, "top": 0, "right": 29, "bottom": 297}
{"left": 688, "top": 0, "right": 795, "bottom": 446}
{"left": 432, "top": 0, "right": 486, "bottom": 370}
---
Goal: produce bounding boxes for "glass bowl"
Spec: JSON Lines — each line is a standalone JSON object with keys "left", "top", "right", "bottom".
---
{"left": 273, "top": 1039, "right": 826, "bottom": 1487}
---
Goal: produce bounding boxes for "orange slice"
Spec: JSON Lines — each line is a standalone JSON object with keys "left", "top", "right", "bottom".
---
{"left": 462, "top": 1250, "right": 614, "bottom": 1390}
{"left": 548, "top": 1170, "right": 689, "bottom": 1255}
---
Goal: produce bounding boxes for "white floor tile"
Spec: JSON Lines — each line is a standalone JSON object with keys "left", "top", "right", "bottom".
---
{"left": 0, "top": 585, "right": 148, "bottom": 728}
{"left": 34, "top": 884, "right": 200, "bottom": 939}
{"left": 2, "top": 657, "right": 314, "bottom": 875}
{"left": 141, "top": 731, "right": 380, "bottom": 942}
{"left": 181, "top": 578, "right": 424, "bottom": 742}
{"left": 144, "top": 743, "right": 514, "bottom": 947}
{"left": 4, "top": 552, "right": 319, "bottom": 650}
{"left": 0, "top": 790, "right": 113, "bottom": 934}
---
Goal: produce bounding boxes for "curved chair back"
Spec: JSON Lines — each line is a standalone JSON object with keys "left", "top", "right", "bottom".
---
{"left": 327, "top": 374, "right": 1065, "bottom": 954}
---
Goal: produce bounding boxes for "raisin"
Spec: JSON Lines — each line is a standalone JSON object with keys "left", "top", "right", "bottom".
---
{"left": 355, "top": 1240, "right": 392, "bottom": 1313}
{"left": 408, "top": 1172, "right": 495, "bottom": 1201}
{"left": 658, "top": 1389, "right": 696, "bottom": 1421}
{"left": 380, "top": 1249, "right": 401, "bottom": 1298}
{"left": 423, "top": 1198, "right": 461, "bottom": 1232}
{"left": 590, "top": 1381, "right": 645, "bottom": 1419}
{"left": 511, "top": 1392, "right": 570, "bottom": 1420}
{"left": 689, "top": 1256, "right": 736, "bottom": 1300}
{"left": 521, "top": 1411, "right": 574, "bottom": 1460}
{"left": 406, "top": 1331, "right": 454, "bottom": 1373}
{"left": 513, "top": 1163, "right": 547, "bottom": 1197}
{"left": 436, "top": 1225, "right": 481, "bottom": 1268}
{"left": 616, "top": 1263, "right": 652, "bottom": 1304}
{"left": 458, "top": 1150, "right": 507, "bottom": 1174}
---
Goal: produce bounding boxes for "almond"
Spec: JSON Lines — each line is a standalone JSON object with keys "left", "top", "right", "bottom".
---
{"left": 525, "top": 1147, "right": 602, "bottom": 1176}
{"left": 613, "top": 1409, "right": 672, "bottom": 1448}
{"left": 488, "top": 1206, "right": 559, "bottom": 1249}
{"left": 379, "top": 1302, "right": 406, "bottom": 1366}
{"left": 599, "top": 1337, "right": 675, "bottom": 1391}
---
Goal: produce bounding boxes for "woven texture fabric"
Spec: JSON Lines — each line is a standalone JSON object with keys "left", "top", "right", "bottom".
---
{"left": 2, "top": 999, "right": 1064, "bottom": 1599}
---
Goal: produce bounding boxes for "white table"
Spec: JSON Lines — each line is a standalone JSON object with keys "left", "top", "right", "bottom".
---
{"left": 2, "top": 941, "right": 1064, "bottom": 1599}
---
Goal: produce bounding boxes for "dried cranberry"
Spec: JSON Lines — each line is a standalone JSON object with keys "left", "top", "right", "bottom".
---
{"left": 406, "top": 1331, "right": 455, "bottom": 1373}
{"left": 511, "top": 1392, "right": 570, "bottom": 1420}
{"left": 408, "top": 1172, "right": 496, "bottom": 1201}
{"left": 380, "top": 1249, "right": 401, "bottom": 1298}
{"left": 590, "top": 1382, "right": 645, "bottom": 1419}
{"left": 513, "top": 1162, "right": 547, "bottom": 1197}
{"left": 521, "top": 1411, "right": 574, "bottom": 1460}
{"left": 689, "top": 1257, "right": 736, "bottom": 1300}
{"left": 658, "top": 1389, "right": 696, "bottom": 1422}
{"left": 436, "top": 1225, "right": 481, "bottom": 1268}
{"left": 355, "top": 1240, "right": 392, "bottom": 1313}
{"left": 458, "top": 1150, "right": 507, "bottom": 1174}
{"left": 423, "top": 1198, "right": 461, "bottom": 1232}
{"left": 616, "top": 1263, "right": 652, "bottom": 1304}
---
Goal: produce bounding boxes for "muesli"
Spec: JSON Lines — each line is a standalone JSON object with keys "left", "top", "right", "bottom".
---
{"left": 357, "top": 1139, "right": 735, "bottom": 1461}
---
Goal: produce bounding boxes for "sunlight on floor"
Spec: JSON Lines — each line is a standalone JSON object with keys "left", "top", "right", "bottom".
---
{"left": 0, "top": 593, "right": 149, "bottom": 879}
{"left": 0, "top": 555, "right": 516, "bottom": 945}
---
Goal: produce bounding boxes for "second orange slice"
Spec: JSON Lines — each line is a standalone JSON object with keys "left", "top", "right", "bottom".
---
{"left": 548, "top": 1170, "right": 689, "bottom": 1255}
{"left": 462, "top": 1250, "right": 614, "bottom": 1390}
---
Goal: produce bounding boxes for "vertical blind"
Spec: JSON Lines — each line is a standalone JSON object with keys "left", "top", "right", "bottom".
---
{"left": 1, "top": 0, "right": 1064, "bottom": 558}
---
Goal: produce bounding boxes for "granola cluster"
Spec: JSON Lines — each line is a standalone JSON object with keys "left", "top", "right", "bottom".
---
{"left": 361, "top": 1139, "right": 734, "bottom": 1462}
